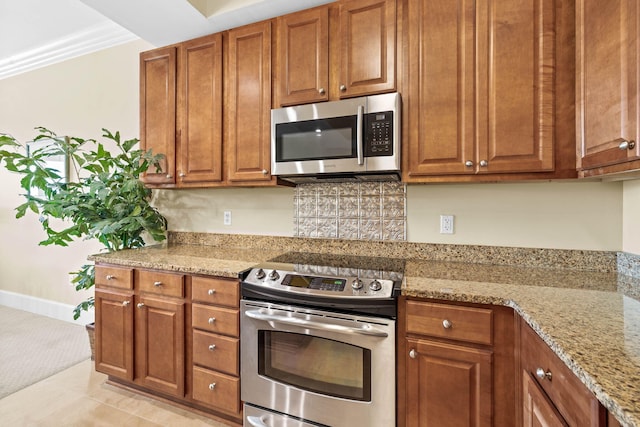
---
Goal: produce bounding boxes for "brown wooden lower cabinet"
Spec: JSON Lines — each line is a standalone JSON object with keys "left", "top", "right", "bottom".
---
{"left": 398, "top": 297, "right": 517, "bottom": 426}
{"left": 399, "top": 297, "right": 623, "bottom": 427}
{"left": 95, "top": 264, "right": 242, "bottom": 424}
{"left": 520, "top": 319, "right": 607, "bottom": 427}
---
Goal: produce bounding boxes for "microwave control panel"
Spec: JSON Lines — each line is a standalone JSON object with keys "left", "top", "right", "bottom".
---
{"left": 365, "top": 111, "right": 394, "bottom": 157}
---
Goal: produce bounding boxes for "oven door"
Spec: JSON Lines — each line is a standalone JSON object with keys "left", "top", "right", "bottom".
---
{"left": 240, "top": 300, "right": 396, "bottom": 427}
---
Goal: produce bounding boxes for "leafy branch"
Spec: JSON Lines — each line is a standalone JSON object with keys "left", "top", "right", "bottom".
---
{"left": 0, "top": 127, "right": 167, "bottom": 320}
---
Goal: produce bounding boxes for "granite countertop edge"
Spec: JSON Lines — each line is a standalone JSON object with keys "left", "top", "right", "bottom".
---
{"left": 89, "top": 244, "right": 639, "bottom": 427}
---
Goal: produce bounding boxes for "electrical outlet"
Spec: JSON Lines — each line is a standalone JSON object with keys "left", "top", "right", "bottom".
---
{"left": 440, "top": 215, "right": 454, "bottom": 234}
{"left": 223, "top": 210, "right": 232, "bottom": 226}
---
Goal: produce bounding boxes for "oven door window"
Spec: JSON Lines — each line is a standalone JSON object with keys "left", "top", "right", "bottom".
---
{"left": 258, "top": 331, "right": 371, "bottom": 401}
{"left": 275, "top": 116, "right": 357, "bottom": 162}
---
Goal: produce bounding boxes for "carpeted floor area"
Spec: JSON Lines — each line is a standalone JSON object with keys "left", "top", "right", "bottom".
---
{"left": 0, "top": 305, "right": 91, "bottom": 399}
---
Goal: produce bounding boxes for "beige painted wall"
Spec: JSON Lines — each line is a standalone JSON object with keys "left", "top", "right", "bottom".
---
{"left": 0, "top": 39, "right": 635, "bottom": 313}
{"left": 623, "top": 180, "right": 640, "bottom": 254}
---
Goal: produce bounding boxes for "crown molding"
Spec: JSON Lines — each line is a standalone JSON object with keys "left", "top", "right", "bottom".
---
{"left": 0, "top": 21, "right": 138, "bottom": 80}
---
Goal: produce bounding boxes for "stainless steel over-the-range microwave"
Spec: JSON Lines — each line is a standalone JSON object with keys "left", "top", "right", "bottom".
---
{"left": 270, "top": 92, "right": 401, "bottom": 183}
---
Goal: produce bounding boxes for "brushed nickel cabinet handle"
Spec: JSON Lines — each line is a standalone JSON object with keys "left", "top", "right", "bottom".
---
{"left": 619, "top": 140, "right": 636, "bottom": 150}
{"left": 208, "top": 317, "right": 216, "bottom": 324}
{"left": 106, "top": 275, "right": 115, "bottom": 280}
{"left": 465, "top": 160, "right": 474, "bottom": 167}
{"left": 339, "top": 84, "right": 347, "bottom": 92}
{"left": 536, "top": 367, "right": 552, "bottom": 381}
{"left": 209, "top": 344, "right": 216, "bottom": 351}
{"left": 122, "top": 300, "right": 130, "bottom": 307}
{"left": 318, "top": 87, "right": 325, "bottom": 94}
{"left": 442, "top": 319, "right": 453, "bottom": 329}
{"left": 479, "top": 160, "right": 488, "bottom": 167}
{"left": 208, "top": 289, "right": 216, "bottom": 296}
{"left": 209, "top": 382, "right": 216, "bottom": 390}
{"left": 153, "top": 281, "right": 162, "bottom": 287}
{"left": 409, "top": 349, "right": 418, "bottom": 359}
{"left": 137, "top": 303, "right": 145, "bottom": 309}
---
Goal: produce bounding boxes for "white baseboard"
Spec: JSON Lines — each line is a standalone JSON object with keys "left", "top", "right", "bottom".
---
{"left": 0, "top": 290, "right": 94, "bottom": 325}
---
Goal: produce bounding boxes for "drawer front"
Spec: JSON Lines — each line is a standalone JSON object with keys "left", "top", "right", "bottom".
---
{"left": 136, "top": 270, "right": 184, "bottom": 298}
{"left": 192, "top": 330, "right": 239, "bottom": 376}
{"left": 521, "top": 322, "right": 603, "bottom": 426}
{"left": 406, "top": 300, "right": 493, "bottom": 345}
{"left": 192, "top": 304, "right": 239, "bottom": 337}
{"left": 192, "top": 276, "right": 239, "bottom": 308}
{"left": 192, "top": 366, "right": 241, "bottom": 414}
{"left": 95, "top": 265, "right": 133, "bottom": 290}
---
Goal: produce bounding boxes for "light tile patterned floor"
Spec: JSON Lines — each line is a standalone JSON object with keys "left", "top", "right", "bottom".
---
{"left": 0, "top": 360, "right": 237, "bottom": 426}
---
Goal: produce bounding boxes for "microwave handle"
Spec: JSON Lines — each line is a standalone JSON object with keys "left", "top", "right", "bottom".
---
{"left": 357, "top": 104, "right": 364, "bottom": 165}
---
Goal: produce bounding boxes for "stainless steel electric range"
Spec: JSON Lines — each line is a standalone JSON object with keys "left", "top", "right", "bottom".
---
{"left": 240, "top": 252, "right": 404, "bottom": 427}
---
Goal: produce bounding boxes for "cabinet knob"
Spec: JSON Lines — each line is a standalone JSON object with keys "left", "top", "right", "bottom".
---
{"left": 137, "top": 303, "right": 145, "bottom": 309}
{"left": 619, "top": 139, "right": 636, "bottom": 150}
{"left": 409, "top": 349, "right": 418, "bottom": 359}
{"left": 442, "top": 319, "right": 453, "bottom": 329}
{"left": 465, "top": 160, "right": 474, "bottom": 167}
{"left": 166, "top": 174, "right": 173, "bottom": 179}
{"left": 208, "top": 344, "right": 216, "bottom": 351}
{"left": 106, "top": 275, "right": 115, "bottom": 280}
{"left": 479, "top": 160, "right": 488, "bottom": 167}
{"left": 535, "top": 367, "right": 552, "bottom": 381}
{"left": 153, "top": 281, "right": 162, "bottom": 287}
{"left": 318, "top": 87, "right": 325, "bottom": 95}
{"left": 122, "top": 300, "right": 130, "bottom": 307}
{"left": 179, "top": 172, "right": 186, "bottom": 177}
{"left": 208, "top": 289, "right": 216, "bottom": 296}
{"left": 339, "top": 84, "right": 347, "bottom": 92}
{"left": 209, "top": 382, "right": 217, "bottom": 391}
{"left": 262, "top": 169, "right": 268, "bottom": 175}
{"left": 208, "top": 317, "right": 216, "bottom": 324}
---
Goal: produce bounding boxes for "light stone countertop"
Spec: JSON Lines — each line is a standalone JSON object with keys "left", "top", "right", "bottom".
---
{"left": 89, "top": 243, "right": 640, "bottom": 427}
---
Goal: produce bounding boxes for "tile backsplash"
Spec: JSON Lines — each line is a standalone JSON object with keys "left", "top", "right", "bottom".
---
{"left": 293, "top": 182, "right": 406, "bottom": 241}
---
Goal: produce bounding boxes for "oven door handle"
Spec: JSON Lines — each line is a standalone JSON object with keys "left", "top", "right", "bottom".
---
{"left": 245, "top": 309, "right": 389, "bottom": 337}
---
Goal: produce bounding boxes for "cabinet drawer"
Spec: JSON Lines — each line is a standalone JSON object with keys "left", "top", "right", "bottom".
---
{"left": 136, "top": 270, "right": 184, "bottom": 298}
{"left": 192, "top": 304, "right": 239, "bottom": 337}
{"left": 192, "top": 366, "right": 240, "bottom": 415}
{"left": 406, "top": 300, "right": 493, "bottom": 345}
{"left": 192, "top": 330, "right": 239, "bottom": 376}
{"left": 95, "top": 265, "right": 133, "bottom": 290}
{"left": 191, "top": 276, "right": 239, "bottom": 308}
{"left": 520, "top": 322, "right": 603, "bottom": 426}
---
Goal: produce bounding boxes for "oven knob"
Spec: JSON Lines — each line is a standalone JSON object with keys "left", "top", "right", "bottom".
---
{"left": 369, "top": 280, "right": 382, "bottom": 292}
{"left": 268, "top": 270, "right": 280, "bottom": 281}
{"left": 351, "top": 279, "right": 363, "bottom": 290}
{"left": 255, "top": 268, "right": 266, "bottom": 280}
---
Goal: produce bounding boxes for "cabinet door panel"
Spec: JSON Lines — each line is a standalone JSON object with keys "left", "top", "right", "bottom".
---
{"left": 406, "top": 338, "right": 492, "bottom": 427}
{"left": 339, "top": 0, "right": 396, "bottom": 97}
{"left": 277, "top": 7, "right": 329, "bottom": 106}
{"left": 405, "top": 0, "right": 475, "bottom": 176}
{"left": 522, "top": 371, "right": 568, "bottom": 427}
{"left": 226, "top": 21, "right": 273, "bottom": 183}
{"left": 178, "top": 33, "right": 223, "bottom": 184}
{"left": 135, "top": 295, "right": 185, "bottom": 397}
{"left": 478, "top": 0, "right": 555, "bottom": 173}
{"left": 140, "top": 46, "right": 177, "bottom": 185}
{"left": 95, "top": 289, "right": 134, "bottom": 380}
{"left": 577, "top": 0, "right": 640, "bottom": 170}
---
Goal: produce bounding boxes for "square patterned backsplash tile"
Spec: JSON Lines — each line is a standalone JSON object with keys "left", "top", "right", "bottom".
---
{"left": 294, "top": 182, "right": 406, "bottom": 241}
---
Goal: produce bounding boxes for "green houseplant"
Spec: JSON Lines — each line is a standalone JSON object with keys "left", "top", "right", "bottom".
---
{"left": 0, "top": 127, "right": 167, "bottom": 320}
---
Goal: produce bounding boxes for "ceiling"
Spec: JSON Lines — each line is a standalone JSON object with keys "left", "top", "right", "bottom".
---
{"left": 0, "top": 0, "right": 334, "bottom": 80}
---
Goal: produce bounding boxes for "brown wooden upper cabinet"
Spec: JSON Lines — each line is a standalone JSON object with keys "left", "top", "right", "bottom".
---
{"left": 275, "top": 0, "right": 396, "bottom": 106}
{"left": 403, "top": 0, "right": 577, "bottom": 182}
{"left": 576, "top": 0, "right": 640, "bottom": 177}
{"left": 225, "top": 20, "right": 275, "bottom": 184}
{"left": 140, "top": 33, "right": 223, "bottom": 187}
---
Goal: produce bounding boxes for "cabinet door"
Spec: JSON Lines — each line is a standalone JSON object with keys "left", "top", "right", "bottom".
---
{"left": 338, "top": 0, "right": 396, "bottom": 98}
{"left": 522, "top": 371, "right": 569, "bottom": 427}
{"left": 276, "top": 6, "right": 329, "bottom": 106}
{"left": 135, "top": 295, "right": 185, "bottom": 397}
{"left": 405, "top": 0, "right": 475, "bottom": 176}
{"left": 226, "top": 21, "right": 273, "bottom": 183}
{"left": 406, "top": 338, "right": 492, "bottom": 427}
{"left": 577, "top": 0, "right": 640, "bottom": 171}
{"left": 95, "top": 289, "right": 134, "bottom": 381}
{"left": 405, "top": 0, "right": 555, "bottom": 177}
{"left": 140, "top": 46, "right": 177, "bottom": 186}
{"left": 177, "top": 33, "right": 223, "bottom": 185}
{"left": 477, "top": 0, "right": 555, "bottom": 174}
